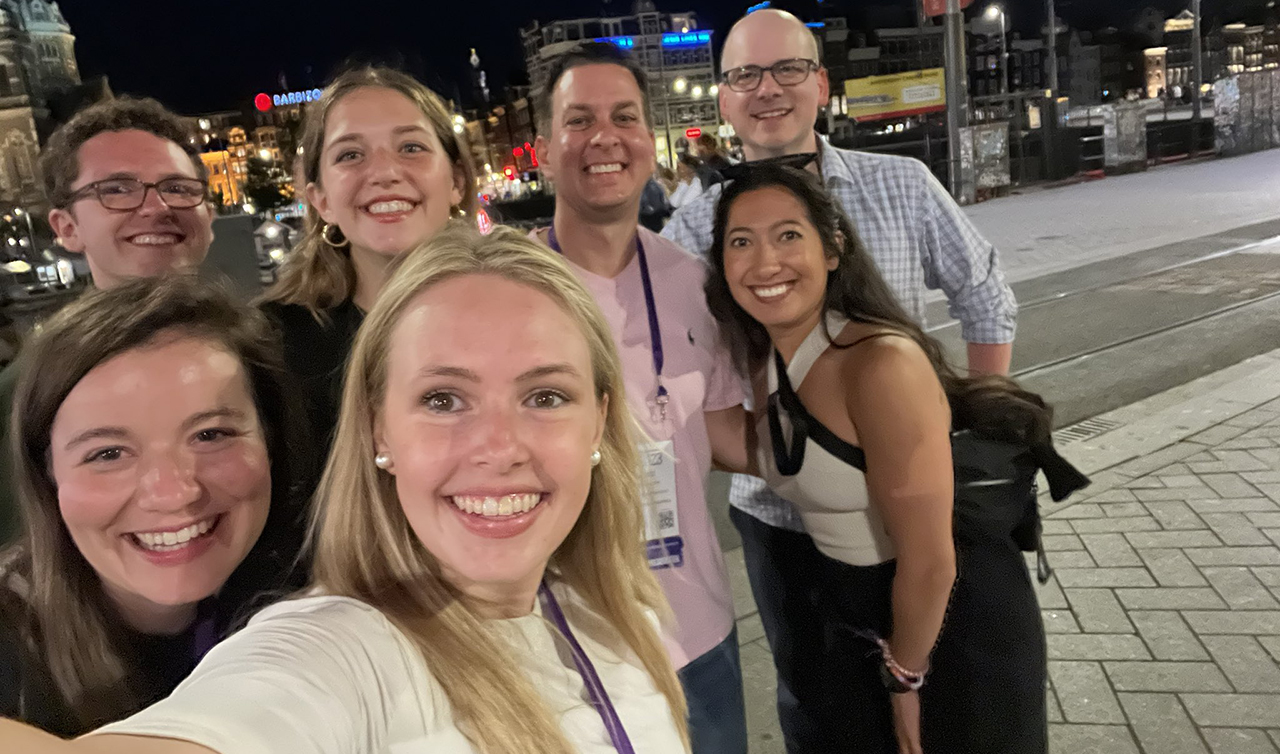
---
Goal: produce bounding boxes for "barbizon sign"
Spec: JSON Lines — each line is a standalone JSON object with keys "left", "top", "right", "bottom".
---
{"left": 843, "top": 69, "right": 946, "bottom": 122}
{"left": 273, "top": 89, "right": 323, "bottom": 107}
{"left": 255, "top": 89, "right": 326, "bottom": 111}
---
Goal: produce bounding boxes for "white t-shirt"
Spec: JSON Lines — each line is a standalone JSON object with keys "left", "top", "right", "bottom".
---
{"left": 92, "top": 583, "right": 684, "bottom": 753}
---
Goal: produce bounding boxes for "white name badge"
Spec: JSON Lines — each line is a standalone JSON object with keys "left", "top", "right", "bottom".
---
{"left": 641, "top": 440, "right": 683, "bottom": 569}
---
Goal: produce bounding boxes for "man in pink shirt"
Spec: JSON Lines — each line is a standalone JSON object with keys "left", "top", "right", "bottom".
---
{"left": 531, "top": 42, "right": 752, "bottom": 753}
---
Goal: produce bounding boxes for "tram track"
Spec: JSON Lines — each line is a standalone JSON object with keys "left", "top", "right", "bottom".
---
{"left": 1013, "top": 285, "right": 1280, "bottom": 380}
{"left": 928, "top": 228, "right": 1280, "bottom": 426}
{"left": 1008, "top": 233, "right": 1280, "bottom": 315}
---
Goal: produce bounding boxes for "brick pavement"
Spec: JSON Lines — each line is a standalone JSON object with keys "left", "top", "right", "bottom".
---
{"left": 1040, "top": 394, "right": 1280, "bottom": 753}
{"left": 735, "top": 349, "right": 1280, "bottom": 753}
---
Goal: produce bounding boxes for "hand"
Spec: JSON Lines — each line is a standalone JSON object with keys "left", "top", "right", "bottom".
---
{"left": 890, "top": 690, "right": 923, "bottom": 754}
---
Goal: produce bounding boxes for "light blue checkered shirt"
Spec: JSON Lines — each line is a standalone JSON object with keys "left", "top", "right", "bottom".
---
{"left": 661, "top": 135, "right": 1017, "bottom": 531}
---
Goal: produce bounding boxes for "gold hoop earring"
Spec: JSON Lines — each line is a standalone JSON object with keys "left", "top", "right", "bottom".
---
{"left": 321, "top": 223, "right": 349, "bottom": 248}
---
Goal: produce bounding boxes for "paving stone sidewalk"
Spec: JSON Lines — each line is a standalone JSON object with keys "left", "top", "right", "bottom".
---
{"left": 1039, "top": 405, "right": 1280, "bottom": 751}
{"left": 733, "top": 349, "right": 1280, "bottom": 753}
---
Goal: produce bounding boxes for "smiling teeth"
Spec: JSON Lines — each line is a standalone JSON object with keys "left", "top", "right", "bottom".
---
{"left": 587, "top": 163, "right": 623, "bottom": 174}
{"left": 756, "top": 109, "right": 789, "bottom": 119}
{"left": 451, "top": 493, "right": 541, "bottom": 517}
{"left": 131, "top": 234, "right": 180, "bottom": 245}
{"left": 134, "top": 518, "right": 215, "bottom": 551}
{"left": 367, "top": 200, "right": 415, "bottom": 214}
{"left": 754, "top": 284, "right": 790, "bottom": 299}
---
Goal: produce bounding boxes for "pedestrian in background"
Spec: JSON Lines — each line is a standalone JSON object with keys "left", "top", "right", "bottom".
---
{"left": 670, "top": 154, "right": 704, "bottom": 209}
{"left": 694, "top": 133, "right": 734, "bottom": 186}
{"left": 639, "top": 173, "right": 672, "bottom": 232}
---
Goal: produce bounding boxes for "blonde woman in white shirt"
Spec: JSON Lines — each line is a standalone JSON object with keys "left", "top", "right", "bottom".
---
{"left": 1, "top": 222, "right": 690, "bottom": 754}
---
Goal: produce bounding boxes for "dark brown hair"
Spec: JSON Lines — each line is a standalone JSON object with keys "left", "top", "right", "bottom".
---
{"left": 40, "top": 96, "right": 206, "bottom": 209}
{"left": 705, "top": 165, "right": 1052, "bottom": 446}
{"left": 536, "top": 42, "right": 651, "bottom": 133}
{"left": 2, "top": 274, "right": 310, "bottom": 730}
{"left": 696, "top": 132, "right": 725, "bottom": 156}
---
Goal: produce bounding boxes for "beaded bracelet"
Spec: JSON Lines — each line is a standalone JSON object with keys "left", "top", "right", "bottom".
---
{"left": 875, "top": 637, "right": 928, "bottom": 692}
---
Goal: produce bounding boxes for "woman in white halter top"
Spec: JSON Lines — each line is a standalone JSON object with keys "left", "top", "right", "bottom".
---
{"left": 704, "top": 166, "right": 1069, "bottom": 754}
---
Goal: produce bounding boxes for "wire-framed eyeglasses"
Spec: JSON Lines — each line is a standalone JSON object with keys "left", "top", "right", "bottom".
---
{"left": 721, "top": 59, "right": 820, "bottom": 93}
{"left": 64, "top": 177, "right": 209, "bottom": 211}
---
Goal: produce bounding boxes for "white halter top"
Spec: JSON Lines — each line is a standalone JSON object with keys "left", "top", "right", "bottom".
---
{"left": 756, "top": 312, "right": 897, "bottom": 566}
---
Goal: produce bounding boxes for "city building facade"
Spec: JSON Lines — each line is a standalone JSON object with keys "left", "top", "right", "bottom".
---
{"left": 0, "top": 0, "right": 78, "bottom": 206}
{"left": 190, "top": 90, "right": 310, "bottom": 209}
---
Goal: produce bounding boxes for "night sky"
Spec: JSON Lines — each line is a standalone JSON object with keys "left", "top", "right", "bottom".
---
{"left": 60, "top": 0, "right": 1272, "bottom": 116}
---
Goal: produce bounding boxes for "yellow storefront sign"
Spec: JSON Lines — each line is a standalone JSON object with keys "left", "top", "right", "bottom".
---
{"left": 843, "top": 68, "right": 946, "bottom": 122}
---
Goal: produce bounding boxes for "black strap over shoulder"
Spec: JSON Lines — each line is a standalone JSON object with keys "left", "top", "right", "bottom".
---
{"left": 770, "top": 349, "right": 868, "bottom": 475}
{"left": 768, "top": 344, "right": 1091, "bottom": 585}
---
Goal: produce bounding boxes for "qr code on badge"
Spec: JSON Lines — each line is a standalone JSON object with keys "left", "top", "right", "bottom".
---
{"left": 658, "top": 510, "right": 675, "bottom": 531}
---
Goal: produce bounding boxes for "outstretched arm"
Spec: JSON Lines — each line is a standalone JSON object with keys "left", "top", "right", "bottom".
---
{"left": 0, "top": 722, "right": 211, "bottom": 754}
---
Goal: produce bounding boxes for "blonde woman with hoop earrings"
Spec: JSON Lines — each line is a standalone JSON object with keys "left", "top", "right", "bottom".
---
{"left": 260, "top": 66, "right": 478, "bottom": 459}
{"left": 1, "top": 223, "right": 691, "bottom": 753}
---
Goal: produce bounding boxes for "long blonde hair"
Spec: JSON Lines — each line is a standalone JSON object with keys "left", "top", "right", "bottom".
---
{"left": 262, "top": 67, "right": 479, "bottom": 313}
{"left": 309, "top": 222, "right": 689, "bottom": 752}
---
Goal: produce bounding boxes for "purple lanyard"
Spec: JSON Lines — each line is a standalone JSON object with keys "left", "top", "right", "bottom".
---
{"left": 538, "top": 581, "right": 637, "bottom": 754}
{"left": 546, "top": 225, "right": 669, "bottom": 416}
{"left": 192, "top": 600, "right": 218, "bottom": 660}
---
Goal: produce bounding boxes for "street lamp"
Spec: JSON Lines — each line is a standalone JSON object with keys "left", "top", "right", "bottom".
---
{"left": 984, "top": 4, "right": 1008, "bottom": 96}
{"left": 672, "top": 77, "right": 688, "bottom": 94}
{"left": 258, "top": 148, "right": 272, "bottom": 161}
{"left": 691, "top": 85, "right": 704, "bottom": 99}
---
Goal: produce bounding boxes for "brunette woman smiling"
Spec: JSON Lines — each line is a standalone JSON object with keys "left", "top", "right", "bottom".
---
{"left": 0, "top": 276, "right": 308, "bottom": 736}
{"left": 706, "top": 166, "right": 1085, "bottom": 754}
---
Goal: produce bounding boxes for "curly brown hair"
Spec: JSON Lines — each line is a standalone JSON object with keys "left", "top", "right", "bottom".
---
{"left": 40, "top": 96, "right": 205, "bottom": 209}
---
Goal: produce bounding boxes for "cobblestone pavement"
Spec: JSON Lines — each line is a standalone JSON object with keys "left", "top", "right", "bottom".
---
{"left": 734, "top": 350, "right": 1280, "bottom": 753}
{"left": 1039, "top": 414, "right": 1280, "bottom": 749}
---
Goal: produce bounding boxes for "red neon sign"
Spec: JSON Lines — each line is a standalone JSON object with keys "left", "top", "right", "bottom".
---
{"left": 254, "top": 93, "right": 273, "bottom": 112}
{"left": 685, "top": 128, "right": 702, "bottom": 138}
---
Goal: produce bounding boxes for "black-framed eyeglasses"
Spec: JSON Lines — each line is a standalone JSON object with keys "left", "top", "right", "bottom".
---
{"left": 721, "top": 58, "right": 820, "bottom": 93}
{"left": 64, "top": 177, "right": 209, "bottom": 211}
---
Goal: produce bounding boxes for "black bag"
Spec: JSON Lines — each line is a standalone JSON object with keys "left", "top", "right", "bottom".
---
{"left": 951, "top": 430, "right": 1090, "bottom": 583}
{"left": 770, "top": 350, "right": 1090, "bottom": 584}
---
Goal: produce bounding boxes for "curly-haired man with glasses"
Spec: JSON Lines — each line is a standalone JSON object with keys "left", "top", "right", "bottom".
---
{"left": 42, "top": 96, "right": 215, "bottom": 288}
{"left": 0, "top": 97, "right": 216, "bottom": 544}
